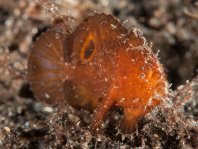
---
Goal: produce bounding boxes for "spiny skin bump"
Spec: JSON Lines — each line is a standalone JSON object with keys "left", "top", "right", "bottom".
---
{"left": 28, "top": 13, "right": 167, "bottom": 135}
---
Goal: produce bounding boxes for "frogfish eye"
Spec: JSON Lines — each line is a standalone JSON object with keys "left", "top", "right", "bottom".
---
{"left": 80, "top": 33, "right": 96, "bottom": 63}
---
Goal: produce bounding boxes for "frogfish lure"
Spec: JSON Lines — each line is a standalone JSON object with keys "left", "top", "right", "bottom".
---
{"left": 28, "top": 13, "right": 167, "bottom": 135}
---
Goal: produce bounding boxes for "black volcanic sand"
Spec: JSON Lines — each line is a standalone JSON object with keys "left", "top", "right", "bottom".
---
{"left": 0, "top": 0, "right": 197, "bottom": 148}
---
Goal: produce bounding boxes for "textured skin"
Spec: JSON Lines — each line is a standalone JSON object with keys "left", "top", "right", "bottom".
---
{"left": 28, "top": 13, "right": 167, "bottom": 135}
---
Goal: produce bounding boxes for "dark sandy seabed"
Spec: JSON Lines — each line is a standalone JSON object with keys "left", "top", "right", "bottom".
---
{"left": 0, "top": 0, "right": 198, "bottom": 148}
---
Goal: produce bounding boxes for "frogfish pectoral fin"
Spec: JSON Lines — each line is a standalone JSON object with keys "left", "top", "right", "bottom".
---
{"left": 119, "top": 108, "right": 146, "bottom": 134}
{"left": 91, "top": 96, "right": 115, "bottom": 136}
